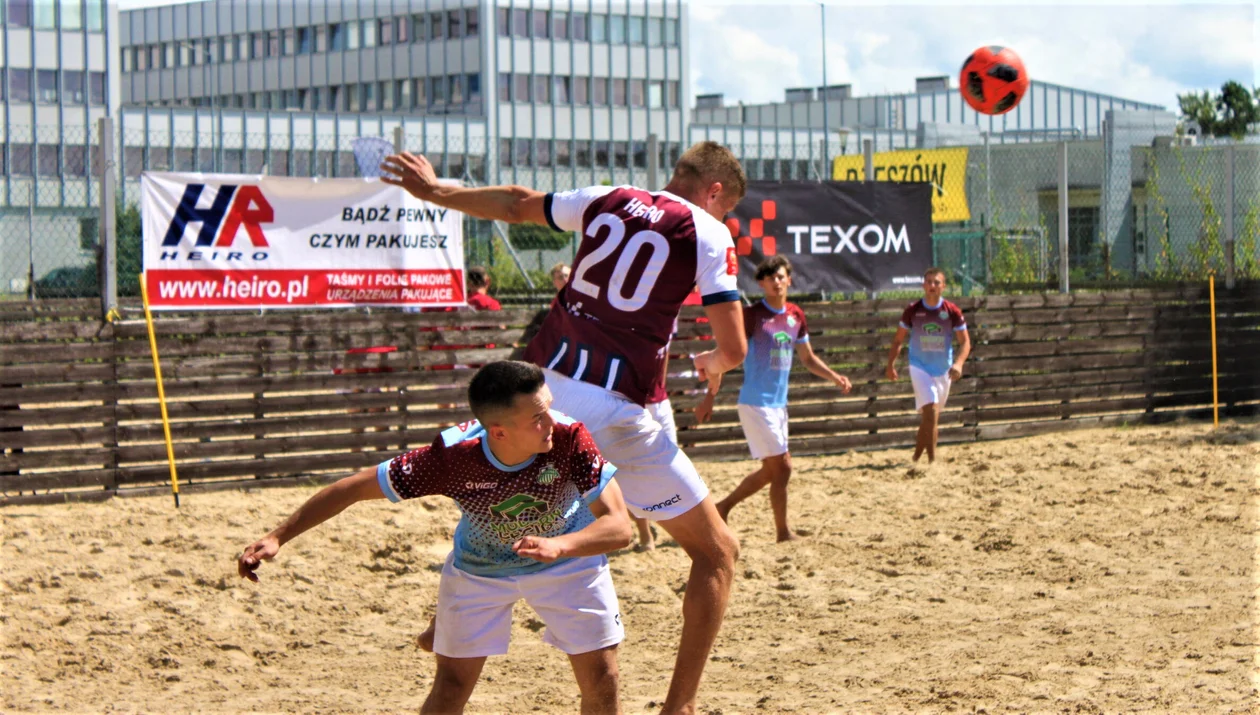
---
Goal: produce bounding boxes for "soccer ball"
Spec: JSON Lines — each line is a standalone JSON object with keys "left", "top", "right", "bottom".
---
{"left": 959, "top": 45, "right": 1029, "bottom": 115}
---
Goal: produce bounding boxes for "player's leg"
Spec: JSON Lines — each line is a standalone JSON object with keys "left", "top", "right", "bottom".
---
{"left": 921, "top": 402, "right": 940, "bottom": 462}
{"left": 632, "top": 514, "right": 656, "bottom": 551}
{"left": 768, "top": 451, "right": 795, "bottom": 542}
{"left": 421, "top": 655, "right": 486, "bottom": 714}
{"left": 925, "top": 373, "right": 951, "bottom": 462}
{"left": 568, "top": 645, "right": 621, "bottom": 715}
{"left": 655, "top": 499, "right": 740, "bottom": 715}
{"left": 909, "top": 367, "right": 934, "bottom": 462}
{"left": 715, "top": 461, "right": 772, "bottom": 522}
{"left": 417, "top": 614, "right": 437, "bottom": 652}
{"left": 718, "top": 405, "right": 788, "bottom": 521}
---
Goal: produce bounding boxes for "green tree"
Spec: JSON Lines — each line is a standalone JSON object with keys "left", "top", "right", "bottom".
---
{"left": 1178, "top": 90, "right": 1218, "bottom": 136}
{"left": 1215, "top": 80, "right": 1260, "bottom": 139}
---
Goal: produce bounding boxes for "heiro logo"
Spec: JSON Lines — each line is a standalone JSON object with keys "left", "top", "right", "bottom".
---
{"left": 160, "top": 184, "right": 275, "bottom": 259}
{"left": 726, "top": 198, "right": 914, "bottom": 256}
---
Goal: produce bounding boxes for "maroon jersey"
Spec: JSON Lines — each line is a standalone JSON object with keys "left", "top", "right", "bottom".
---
{"left": 524, "top": 186, "right": 740, "bottom": 405}
{"left": 376, "top": 414, "right": 615, "bottom": 577}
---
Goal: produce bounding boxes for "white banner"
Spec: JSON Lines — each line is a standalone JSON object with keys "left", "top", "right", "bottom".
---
{"left": 141, "top": 172, "right": 465, "bottom": 310}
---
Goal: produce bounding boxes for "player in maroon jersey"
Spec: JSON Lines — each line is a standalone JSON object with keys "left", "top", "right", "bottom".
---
{"left": 237, "top": 361, "right": 633, "bottom": 714}
{"left": 381, "top": 141, "right": 748, "bottom": 714}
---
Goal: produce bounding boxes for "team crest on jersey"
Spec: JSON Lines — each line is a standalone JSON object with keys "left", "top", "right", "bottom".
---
{"left": 537, "top": 464, "right": 561, "bottom": 485}
{"left": 939, "top": 310, "right": 949, "bottom": 320}
{"left": 786, "top": 316, "right": 796, "bottom": 327}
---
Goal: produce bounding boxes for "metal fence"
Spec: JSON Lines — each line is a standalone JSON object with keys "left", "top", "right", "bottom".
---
{"left": 2, "top": 120, "right": 1257, "bottom": 305}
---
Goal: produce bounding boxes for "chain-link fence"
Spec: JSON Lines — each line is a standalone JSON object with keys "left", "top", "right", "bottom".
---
{"left": 3, "top": 115, "right": 1257, "bottom": 304}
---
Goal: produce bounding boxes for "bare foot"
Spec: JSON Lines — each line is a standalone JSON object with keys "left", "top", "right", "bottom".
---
{"left": 633, "top": 541, "right": 656, "bottom": 553}
{"left": 776, "top": 531, "right": 801, "bottom": 543}
{"left": 715, "top": 500, "right": 732, "bottom": 523}
{"left": 416, "top": 616, "right": 436, "bottom": 652}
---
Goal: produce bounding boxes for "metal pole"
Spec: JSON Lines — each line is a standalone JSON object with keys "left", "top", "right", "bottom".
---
{"left": 1057, "top": 140, "right": 1069, "bottom": 293}
{"left": 862, "top": 138, "right": 873, "bottom": 181}
{"left": 99, "top": 117, "right": 117, "bottom": 319}
{"left": 820, "top": 2, "right": 827, "bottom": 179}
{"left": 393, "top": 125, "right": 405, "bottom": 154}
{"left": 1223, "top": 145, "right": 1236, "bottom": 290}
{"left": 26, "top": 176, "right": 35, "bottom": 300}
{"left": 646, "top": 133, "right": 660, "bottom": 190}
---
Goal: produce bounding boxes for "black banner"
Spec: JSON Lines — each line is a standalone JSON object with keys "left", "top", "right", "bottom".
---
{"left": 727, "top": 181, "right": 932, "bottom": 294}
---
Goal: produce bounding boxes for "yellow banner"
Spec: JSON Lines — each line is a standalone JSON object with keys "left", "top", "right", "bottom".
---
{"left": 832, "top": 147, "right": 970, "bottom": 223}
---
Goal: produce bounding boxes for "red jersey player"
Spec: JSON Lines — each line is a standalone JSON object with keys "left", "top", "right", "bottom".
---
{"left": 381, "top": 141, "right": 748, "bottom": 714}
{"left": 237, "top": 361, "right": 632, "bottom": 713}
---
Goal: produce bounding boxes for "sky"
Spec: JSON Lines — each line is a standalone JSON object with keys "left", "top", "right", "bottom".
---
{"left": 118, "top": 0, "right": 1259, "bottom": 112}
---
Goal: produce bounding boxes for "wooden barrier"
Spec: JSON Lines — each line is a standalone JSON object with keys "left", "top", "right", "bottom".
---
{"left": 2, "top": 285, "right": 1257, "bottom": 505}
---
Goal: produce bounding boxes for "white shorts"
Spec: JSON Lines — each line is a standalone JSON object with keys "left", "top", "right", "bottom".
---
{"left": 909, "top": 365, "right": 952, "bottom": 410}
{"left": 544, "top": 369, "right": 708, "bottom": 520}
{"left": 737, "top": 404, "right": 790, "bottom": 460}
{"left": 434, "top": 552, "right": 623, "bottom": 659}
{"left": 645, "top": 398, "right": 678, "bottom": 446}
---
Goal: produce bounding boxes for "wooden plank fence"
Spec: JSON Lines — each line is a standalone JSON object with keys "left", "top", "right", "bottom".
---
{"left": 2, "top": 285, "right": 1257, "bottom": 506}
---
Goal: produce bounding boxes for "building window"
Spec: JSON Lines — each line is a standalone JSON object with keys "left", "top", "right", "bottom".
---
{"left": 554, "top": 75, "right": 570, "bottom": 103}
{"left": 465, "top": 8, "right": 478, "bottom": 37}
{"left": 237, "top": 34, "right": 248, "bottom": 60}
{"left": 429, "top": 11, "right": 443, "bottom": 40}
{"left": 614, "top": 141, "right": 628, "bottom": 169}
{"left": 411, "top": 14, "right": 426, "bottom": 41}
{"left": 612, "top": 78, "right": 626, "bottom": 106}
{"left": 591, "top": 14, "right": 607, "bottom": 43}
{"left": 267, "top": 30, "right": 280, "bottom": 56}
{"left": 609, "top": 15, "right": 626, "bottom": 43}
{"left": 60, "top": 0, "right": 82, "bottom": 30}
{"left": 573, "top": 76, "right": 588, "bottom": 104}
{"left": 514, "top": 138, "right": 531, "bottom": 166}
{"left": 396, "top": 79, "right": 410, "bottom": 109}
{"left": 592, "top": 77, "right": 607, "bottom": 106}
{"left": 396, "top": 16, "right": 409, "bottom": 43}
{"left": 512, "top": 8, "right": 527, "bottom": 38}
{"left": 378, "top": 18, "right": 393, "bottom": 45}
{"left": 595, "top": 141, "right": 610, "bottom": 168}
{"left": 347, "top": 84, "right": 360, "bottom": 111}
{"left": 86, "top": 0, "right": 102, "bottom": 31}
{"left": 533, "top": 75, "right": 549, "bottom": 103}
{"left": 448, "top": 75, "right": 463, "bottom": 105}
{"left": 361, "top": 19, "right": 376, "bottom": 48}
{"left": 347, "top": 21, "right": 361, "bottom": 50}
{"left": 496, "top": 7, "right": 509, "bottom": 37}
{"left": 447, "top": 9, "right": 462, "bottom": 39}
{"left": 9, "top": 68, "right": 30, "bottom": 102}
{"left": 220, "top": 37, "right": 232, "bottom": 61}
{"left": 556, "top": 139, "right": 572, "bottom": 167}
{"left": 37, "top": 144, "right": 60, "bottom": 176}
{"left": 150, "top": 44, "right": 161, "bottom": 68}
{"left": 514, "top": 74, "right": 530, "bottom": 103}
{"left": 1068, "top": 206, "right": 1100, "bottom": 268}
{"left": 177, "top": 42, "right": 189, "bottom": 67}
{"left": 648, "top": 17, "right": 663, "bottom": 46}
{"left": 33, "top": 0, "right": 53, "bottom": 28}
{"left": 630, "top": 79, "right": 644, "bottom": 107}
{"left": 203, "top": 38, "right": 215, "bottom": 63}
{"left": 498, "top": 138, "right": 512, "bottom": 167}
{"left": 36, "top": 69, "right": 57, "bottom": 103}
{"left": 535, "top": 139, "right": 552, "bottom": 167}
{"left": 667, "top": 80, "right": 679, "bottom": 108}
{"left": 283, "top": 28, "right": 295, "bottom": 55}
{"left": 467, "top": 73, "right": 481, "bottom": 103}
{"left": 572, "top": 13, "right": 588, "bottom": 41}
{"left": 575, "top": 140, "right": 590, "bottom": 168}
{"left": 329, "top": 23, "right": 343, "bottom": 51}
{"left": 8, "top": 0, "right": 31, "bottom": 28}
{"left": 251, "top": 32, "right": 264, "bottom": 58}
{"left": 121, "top": 47, "right": 132, "bottom": 72}
{"left": 64, "top": 70, "right": 84, "bottom": 103}
{"left": 647, "top": 81, "right": 663, "bottom": 108}
{"left": 628, "top": 16, "right": 644, "bottom": 44}
{"left": 430, "top": 75, "right": 446, "bottom": 105}
{"left": 498, "top": 73, "right": 511, "bottom": 102}
{"left": 327, "top": 85, "right": 340, "bottom": 111}
{"left": 297, "top": 27, "right": 311, "bottom": 54}
{"left": 531, "top": 9, "right": 548, "bottom": 38}
{"left": 665, "top": 18, "right": 679, "bottom": 46}
{"left": 164, "top": 42, "right": 175, "bottom": 67}
{"left": 552, "top": 11, "right": 568, "bottom": 39}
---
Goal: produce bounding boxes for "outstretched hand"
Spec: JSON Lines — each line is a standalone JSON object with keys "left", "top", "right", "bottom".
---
{"left": 835, "top": 375, "right": 853, "bottom": 394}
{"left": 379, "top": 152, "right": 441, "bottom": 200}
{"left": 512, "top": 535, "right": 564, "bottom": 563}
{"left": 238, "top": 536, "right": 280, "bottom": 582}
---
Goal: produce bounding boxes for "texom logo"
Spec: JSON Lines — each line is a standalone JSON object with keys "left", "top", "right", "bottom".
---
{"left": 161, "top": 184, "right": 275, "bottom": 249}
{"left": 725, "top": 200, "right": 778, "bottom": 256}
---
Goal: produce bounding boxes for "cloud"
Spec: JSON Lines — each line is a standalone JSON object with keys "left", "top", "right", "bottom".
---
{"left": 689, "top": 2, "right": 1258, "bottom": 110}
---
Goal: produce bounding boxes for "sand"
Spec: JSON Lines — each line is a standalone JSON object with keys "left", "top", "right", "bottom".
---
{"left": 3, "top": 419, "right": 1258, "bottom": 714}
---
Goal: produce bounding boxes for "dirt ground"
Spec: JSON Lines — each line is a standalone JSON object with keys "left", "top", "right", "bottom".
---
{"left": 3, "top": 419, "right": 1258, "bottom": 714}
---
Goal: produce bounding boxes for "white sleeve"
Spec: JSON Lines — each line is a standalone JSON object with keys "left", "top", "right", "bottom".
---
{"left": 694, "top": 217, "right": 740, "bottom": 305}
{"left": 544, "top": 185, "right": 617, "bottom": 232}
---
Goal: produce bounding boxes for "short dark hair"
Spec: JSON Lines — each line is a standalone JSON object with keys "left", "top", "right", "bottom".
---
{"left": 468, "top": 361, "right": 546, "bottom": 423}
{"left": 755, "top": 255, "right": 793, "bottom": 281}
{"left": 924, "top": 267, "right": 946, "bottom": 281}
{"left": 467, "top": 266, "right": 490, "bottom": 289}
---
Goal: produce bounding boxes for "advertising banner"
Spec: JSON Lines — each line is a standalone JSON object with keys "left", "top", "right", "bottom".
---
{"left": 832, "top": 147, "right": 970, "bottom": 223}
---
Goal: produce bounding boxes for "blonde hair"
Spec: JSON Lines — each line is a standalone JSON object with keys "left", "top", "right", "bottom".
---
{"left": 670, "top": 141, "right": 747, "bottom": 202}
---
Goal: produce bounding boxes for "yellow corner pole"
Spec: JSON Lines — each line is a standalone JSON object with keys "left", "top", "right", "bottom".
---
{"left": 1209, "top": 274, "right": 1219, "bottom": 428}
{"left": 139, "top": 272, "right": 182, "bottom": 507}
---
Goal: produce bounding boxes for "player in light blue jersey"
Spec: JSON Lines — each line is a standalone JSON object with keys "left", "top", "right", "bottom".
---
{"left": 696, "top": 256, "right": 852, "bottom": 542}
{"left": 886, "top": 267, "right": 972, "bottom": 464}
{"left": 237, "top": 361, "right": 633, "bottom": 714}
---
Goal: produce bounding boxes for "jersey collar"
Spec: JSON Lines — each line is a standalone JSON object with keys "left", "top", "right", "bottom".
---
{"left": 922, "top": 298, "right": 944, "bottom": 310}
{"left": 481, "top": 438, "right": 537, "bottom": 472}
{"left": 760, "top": 298, "right": 787, "bottom": 314}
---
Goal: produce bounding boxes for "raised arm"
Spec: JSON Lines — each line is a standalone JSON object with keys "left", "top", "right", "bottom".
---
{"left": 237, "top": 468, "right": 385, "bottom": 582}
{"left": 380, "top": 151, "right": 548, "bottom": 225}
{"left": 512, "top": 480, "right": 634, "bottom": 562}
{"left": 885, "top": 326, "right": 909, "bottom": 381}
